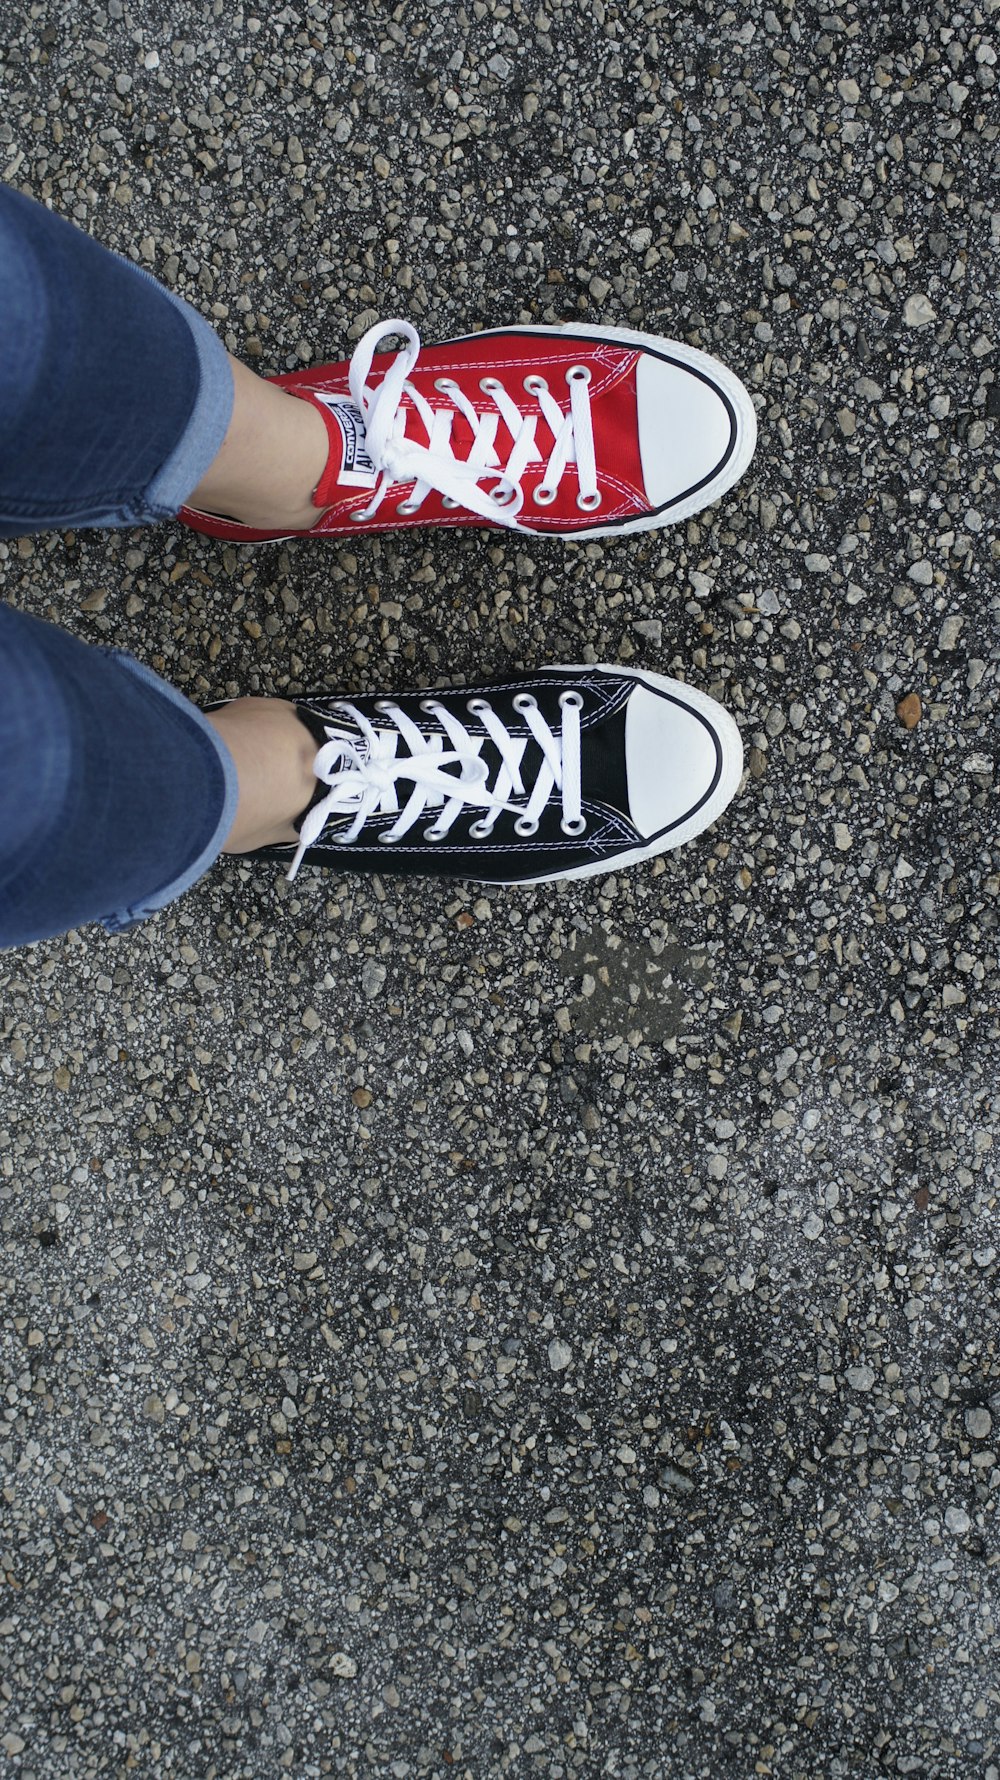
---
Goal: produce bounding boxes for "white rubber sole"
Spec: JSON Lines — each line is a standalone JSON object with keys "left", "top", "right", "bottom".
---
{"left": 480, "top": 664, "right": 745, "bottom": 886}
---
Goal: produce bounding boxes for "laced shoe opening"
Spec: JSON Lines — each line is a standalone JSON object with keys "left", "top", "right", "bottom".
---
{"left": 285, "top": 685, "right": 586, "bottom": 880}
{"left": 342, "top": 321, "right": 601, "bottom": 531}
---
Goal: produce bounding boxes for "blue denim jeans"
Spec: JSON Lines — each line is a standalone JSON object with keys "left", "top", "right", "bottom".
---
{"left": 0, "top": 184, "right": 234, "bottom": 535}
{"left": 0, "top": 185, "right": 240, "bottom": 947}
{"left": 0, "top": 606, "right": 239, "bottom": 948}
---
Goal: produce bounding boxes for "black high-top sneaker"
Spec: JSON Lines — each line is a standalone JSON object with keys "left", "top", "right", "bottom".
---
{"left": 245, "top": 666, "right": 742, "bottom": 886}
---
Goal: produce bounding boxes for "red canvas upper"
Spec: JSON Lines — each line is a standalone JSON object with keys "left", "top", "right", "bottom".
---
{"left": 181, "top": 327, "right": 648, "bottom": 544}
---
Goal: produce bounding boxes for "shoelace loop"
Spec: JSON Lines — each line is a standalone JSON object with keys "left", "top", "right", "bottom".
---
{"left": 287, "top": 691, "right": 585, "bottom": 880}
{"left": 346, "top": 320, "right": 599, "bottom": 528}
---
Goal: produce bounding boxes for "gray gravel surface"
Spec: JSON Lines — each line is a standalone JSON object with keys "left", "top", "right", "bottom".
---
{"left": 2, "top": 1, "right": 999, "bottom": 1776}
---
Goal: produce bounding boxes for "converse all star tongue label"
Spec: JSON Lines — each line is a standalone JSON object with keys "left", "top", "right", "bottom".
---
{"left": 313, "top": 394, "right": 379, "bottom": 487}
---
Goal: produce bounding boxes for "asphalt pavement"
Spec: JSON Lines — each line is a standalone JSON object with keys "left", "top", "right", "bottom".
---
{"left": 1, "top": 2, "right": 998, "bottom": 1775}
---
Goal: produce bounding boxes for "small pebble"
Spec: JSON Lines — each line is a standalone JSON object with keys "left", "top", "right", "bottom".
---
{"left": 938, "top": 615, "right": 964, "bottom": 651}
{"left": 903, "top": 293, "right": 937, "bottom": 327}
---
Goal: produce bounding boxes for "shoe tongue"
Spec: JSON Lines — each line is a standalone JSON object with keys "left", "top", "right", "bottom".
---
{"left": 296, "top": 704, "right": 352, "bottom": 750}
{"left": 424, "top": 689, "right": 630, "bottom": 821}
{"left": 293, "top": 691, "right": 632, "bottom": 837}
{"left": 293, "top": 705, "right": 369, "bottom": 833}
{"left": 436, "top": 690, "right": 628, "bottom": 820}
{"left": 289, "top": 390, "right": 381, "bottom": 506}
{"left": 296, "top": 383, "right": 535, "bottom": 507}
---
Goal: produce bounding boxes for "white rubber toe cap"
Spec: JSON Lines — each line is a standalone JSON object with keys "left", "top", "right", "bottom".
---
{"left": 625, "top": 675, "right": 744, "bottom": 847}
{"left": 635, "top": 344, "right": 757, "bottom": 514}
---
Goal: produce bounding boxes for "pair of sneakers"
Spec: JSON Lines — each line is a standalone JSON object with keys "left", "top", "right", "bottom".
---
{"left": 184, "top": 319, "right": 757, "bottom": 886}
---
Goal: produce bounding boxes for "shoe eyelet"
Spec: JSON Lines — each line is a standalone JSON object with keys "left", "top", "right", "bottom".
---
{"left": 468, "top": 818, "right": 493, "bottom": 839}
{"left": 559, "top": 690, "right": 584, "bottom": 710}
{"left": 419, "top": 699, "right": 441, "bottom": 715}
{"left": 524, "top": 374, "right": 548, "bottom": 395}
{"left": 561, "top": 815, "right": 587, "bottom": 837}
{"left": 442, "top": 496, "right": 459, "bottom": 510}
{"left": 374, "top": 699, "right": 392, "bottom": 713}
{"left": 576, "top": 490, "right": 602, "bottom": 512}
{"left": 434, "top": 378, "right": 457, "bottom": 393}
{"left": 480, "top": 376, "right": 502, "bottom": 394}
{"left": 532, "top": 486, "right": 557, "bottom": 506}
{"left": 378, "top": 831, "right": 400, "bottom": 845}
{"left": 396, "top": 499, "right": 420, "bottom": 516}
{"left": 512, "top": 692, "right": 537, "bottom": 713}
{"left": 567, "top": 365, "right": 592, "bottom": 385}
{"left": 466, "top": 697, "right": 490, "bottom": 715}
{"left": 491, "top": 484, "right": 517, "bottom": 507}
{"left": 349, "top": 509, "right": 369, "bottom": 522}
{"left": 514, "top": 814, "right": 539, "bottom": 837}
{"left": 423, "top": 826, "right": 446, "bottom": 842}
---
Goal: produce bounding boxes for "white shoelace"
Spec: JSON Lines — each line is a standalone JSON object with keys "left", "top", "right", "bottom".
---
{"left": 346, "top": 319, "right": 600, "bottom": 528}
{"left": 286, "top": 692, "right": 585, "bottom": 880}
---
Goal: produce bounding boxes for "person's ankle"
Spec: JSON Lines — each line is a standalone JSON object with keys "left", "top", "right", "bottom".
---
{"left": 186, "top": 363, "right": 331, "bottom": 531}
{"left": 205, "top": 698, "right": 318, "bottom": 852}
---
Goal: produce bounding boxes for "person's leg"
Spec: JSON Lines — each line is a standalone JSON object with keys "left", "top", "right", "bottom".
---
{"left": 0, "top": 184, "right": 330, "bottom": 538}
{"left": 0, "top": 605, "right": 318, "bottom": 948}
{"left": 186, "top": 356, "right": 331, "bottom": 533}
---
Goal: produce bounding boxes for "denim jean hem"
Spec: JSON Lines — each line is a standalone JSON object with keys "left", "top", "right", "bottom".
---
{"left": 98, "top": 655, "right": 240, "bottom": 933}
{"left": 132, "top": 268, "right": 235, "bottom": 517}
{"left": 0, "top": 204, "right": 234, "bottom": 535}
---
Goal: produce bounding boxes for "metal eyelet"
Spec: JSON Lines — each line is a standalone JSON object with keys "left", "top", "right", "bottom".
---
{"left": 532, "top": 486, "right": 557, "bottom": 506}
{"left": 524, "top": 374, "right": 548, "bottom": 395}
{"left": 434, "top": 378, "right": 457, "bottom": 393}
{"left": 374, "top": 700, "right": 392, "bottom": 713}
{"left": 423, "top": 826, "right": 446, "bottom": 842}
{"left": 378, "top": 832, "right": 400, "bottom": 845}
{"left": 468, "top": 819, "right": 493, "bottom": 839}
{"left": 567, "top": 365, "right": 592, "bottom": 384}
{"left": 512, "top": 692, "right": 537, "bottom": 713}
{"left": 349, "top": 510, "right": 369, "bottom": 522}
{"left": 419, "top": 699, "right": 441, "bottom": 715}
{"left": 396, "top": 499, "right": 420, "bottom": 516}
{"left": 561, "top": 815, "right": 587, "bottom": 836}
{"left": 559, "top": 690, "right": 584, "bottom": 710}
{"left": 442, "top": 496, "right": 459, "bottom": 510}
{"left": 480, "top": 376, "right": 502, "bottom": 393}
{"left": 576, "top": 491, "right": 602, "bottom": 512}
{"left": 514, "top": 814, "right": 539, "bottom": 837}
{"left": 491, "top": 485, "right": 517, "bottom": 507}
{"left": 466, "top": 697, "right": 489, "bottom": 715}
